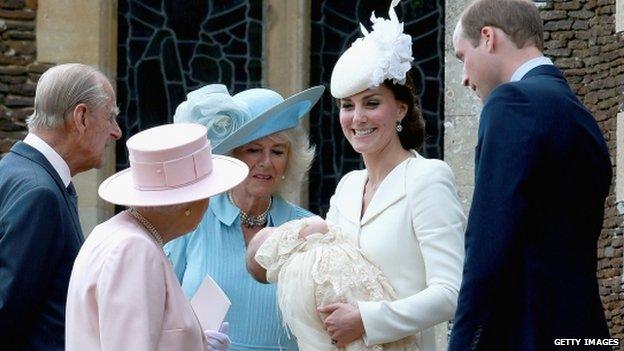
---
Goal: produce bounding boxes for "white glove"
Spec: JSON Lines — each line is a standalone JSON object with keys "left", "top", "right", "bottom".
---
{"left": 204, "top": 322, "right": 231, "bottom": 351}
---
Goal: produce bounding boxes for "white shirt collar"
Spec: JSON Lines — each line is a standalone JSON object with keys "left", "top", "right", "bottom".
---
{"left": 510, "top": 56, "right": 554, "bottom": 82}
{"left": 23, "top": 133, "right": 72, "bottom": 187}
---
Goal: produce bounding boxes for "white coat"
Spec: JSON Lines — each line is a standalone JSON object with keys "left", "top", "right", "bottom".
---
{"left": 326, "top": 152, "right": 466, "bottom": 350}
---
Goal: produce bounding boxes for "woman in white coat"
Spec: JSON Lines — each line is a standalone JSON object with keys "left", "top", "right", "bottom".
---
{"left": 312, "top": 1, "right": 466, "bottom": 349}
{"left": 247, "top": 2, "right": 465, "bottom": 349}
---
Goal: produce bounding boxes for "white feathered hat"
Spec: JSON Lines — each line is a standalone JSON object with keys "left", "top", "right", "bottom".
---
{"left": 330, "top": 0, "right": 414, "bottom": 99}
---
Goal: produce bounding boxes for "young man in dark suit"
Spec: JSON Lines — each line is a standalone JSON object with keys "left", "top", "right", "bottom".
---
{"left": 0, "top": 63, "right": 121, "bottom": 350}
{"left": 449, "top": 0, "right": 612, "bottom": 349}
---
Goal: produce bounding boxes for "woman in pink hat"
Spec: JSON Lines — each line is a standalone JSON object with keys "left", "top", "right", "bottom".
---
{"left": 65, "top": 123, "right": 248, "bottom": 351}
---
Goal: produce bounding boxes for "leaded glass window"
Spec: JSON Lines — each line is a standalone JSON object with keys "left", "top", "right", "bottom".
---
{"left": 117, "top": 0, "right": 262, "bottom": 170}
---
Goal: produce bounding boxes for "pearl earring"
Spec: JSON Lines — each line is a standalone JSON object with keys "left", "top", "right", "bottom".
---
{"left": 396, "top": 121, "right": 403, "bottom": 132}
{"left": 281, "top": 175, "right": 286, "bottom": 180}
{"left": 185, "top": 209, "right": 191, "bottom": 216}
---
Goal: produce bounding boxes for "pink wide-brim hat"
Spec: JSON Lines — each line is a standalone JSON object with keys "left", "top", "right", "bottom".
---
{"left": 98, "top": 123, "right": 248, "bottom": 207}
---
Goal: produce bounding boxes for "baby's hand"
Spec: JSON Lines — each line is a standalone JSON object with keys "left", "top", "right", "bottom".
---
{"left": 299, "top": 216, "right": 329, "bottom": 238}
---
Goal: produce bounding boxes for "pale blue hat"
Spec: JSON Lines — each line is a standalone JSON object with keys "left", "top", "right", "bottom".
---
{"left": 174, "top": 84, "right": 324, "bottom": 154}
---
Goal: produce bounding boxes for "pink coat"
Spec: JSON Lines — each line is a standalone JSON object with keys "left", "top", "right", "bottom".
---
{"left": 66, "top": 211, "right": 206, "bottom": 350}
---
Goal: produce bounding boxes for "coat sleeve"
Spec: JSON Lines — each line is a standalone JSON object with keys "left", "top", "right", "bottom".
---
{"left": 358, "top": 161, "right": 466, "bottom": 345}
{"left": 97, "top": 237, "right": 168, "bottom": 351}
{"left": 448, "top": 84, "right": 539, "bottom": 350}
{"left": 0, "top": 186, "right": 64, "bottom": 337}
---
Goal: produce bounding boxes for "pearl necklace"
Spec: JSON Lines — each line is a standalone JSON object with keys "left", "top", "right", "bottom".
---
{"left": 227, "top": 191, "right": 272, "bottom": 228}
{"left": 127, "top": 208, "right": 164, "bottom": 247}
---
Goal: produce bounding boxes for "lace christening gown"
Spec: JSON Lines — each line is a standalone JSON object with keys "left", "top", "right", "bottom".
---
{"left": 255, "top": 219, "right": 418, "bottom": 351}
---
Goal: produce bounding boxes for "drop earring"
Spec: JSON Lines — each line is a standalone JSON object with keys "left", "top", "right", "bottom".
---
{"left": 185, "top": 209, "right": 191, "bottom": 216}
{"left": 396, "top": 121, "right": 403, "bottom": 132}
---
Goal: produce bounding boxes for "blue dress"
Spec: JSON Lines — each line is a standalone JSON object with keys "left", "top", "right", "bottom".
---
{"left": 165, "top": 193, "right": 312, "bottom": 351}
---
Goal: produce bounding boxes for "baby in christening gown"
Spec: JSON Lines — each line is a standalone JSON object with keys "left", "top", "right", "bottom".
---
{"left": 254, "top": 217, "right": 418, "bottom": 351}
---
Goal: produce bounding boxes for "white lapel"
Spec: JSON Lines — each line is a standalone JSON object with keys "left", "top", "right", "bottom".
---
{"left": 360, "top": 157, "right": 409, "bottom": 225}
{"left": 332, "top": 169, "right": 367, "bottom": 225}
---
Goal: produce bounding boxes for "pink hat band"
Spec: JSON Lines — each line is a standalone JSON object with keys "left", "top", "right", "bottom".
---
{"left": 129, "top": 137, "right": 214, "bottom": 190}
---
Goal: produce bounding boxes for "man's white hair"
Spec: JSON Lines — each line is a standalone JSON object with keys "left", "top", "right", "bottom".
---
{"left": 26, "top": 63, "right": 110, "bottom": 131}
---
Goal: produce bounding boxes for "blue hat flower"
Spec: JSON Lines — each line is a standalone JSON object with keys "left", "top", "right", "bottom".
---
{"left": 174, "top": 84, "right": 324, "bottom": 154}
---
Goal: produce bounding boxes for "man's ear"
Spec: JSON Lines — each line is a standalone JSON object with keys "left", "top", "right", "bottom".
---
{"left": 481, "top": 26, "right": 496, "bottom": 52}
{"left": 69, "top": 103, "right": 88, "bottom": 135}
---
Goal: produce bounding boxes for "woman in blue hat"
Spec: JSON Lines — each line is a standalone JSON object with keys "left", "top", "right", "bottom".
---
{"left": 164, "top": 84, "right": 324, "bottom": 351}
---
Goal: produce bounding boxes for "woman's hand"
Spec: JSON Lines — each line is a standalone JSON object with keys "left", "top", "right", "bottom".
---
{"left": 204, "top": 322, "right": 231, "bottom": 351}
{"left": 318, "top": 303, "right": 364, "bottom": 347}
{"left": 299, "top": 216, "right": 329, "bottom": 238}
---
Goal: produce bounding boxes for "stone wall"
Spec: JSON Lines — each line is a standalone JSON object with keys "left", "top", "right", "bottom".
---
{"left": 0, "top": 0, "right": 52, "bottom": 156}
{"left": 541, "top": 0, "right": 624, "bottom": 342}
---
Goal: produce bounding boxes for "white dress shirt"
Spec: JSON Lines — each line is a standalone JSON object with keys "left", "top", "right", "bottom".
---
{"left": 509, "top": 56, "right": 554, "bottom": 82}
{"left": 23, "top": 133, "right": 71, "bottom": 187}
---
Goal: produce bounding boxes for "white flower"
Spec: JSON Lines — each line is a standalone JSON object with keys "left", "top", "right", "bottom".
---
{"left": 354, "top": 1, "right": 414, "bottom": 88}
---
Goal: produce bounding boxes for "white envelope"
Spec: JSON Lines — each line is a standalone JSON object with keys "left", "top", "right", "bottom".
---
{"left": 190, "top": 275, "right": 231, "bottom": 331}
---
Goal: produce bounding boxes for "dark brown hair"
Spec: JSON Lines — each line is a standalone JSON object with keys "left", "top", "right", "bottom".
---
{"left": 384, "top": 75, "right": 425, "bottom": 151}
{"left": 461, "top": 0, "right": 544, "bottom": 51}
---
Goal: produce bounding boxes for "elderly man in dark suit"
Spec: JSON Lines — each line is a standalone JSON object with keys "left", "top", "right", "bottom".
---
{"left": 0, "top": 63, "right": 121, "bottom": 350}
{"left": 449, "top": 0, "right": 611, "bottom": 350}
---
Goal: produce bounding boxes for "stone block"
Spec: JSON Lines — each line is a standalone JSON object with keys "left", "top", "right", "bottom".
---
{"left": 0, "top": 138, "right": 16, "bottom": 153}
{"left": 574, "top": 30, "right": 594, "bottom": 40}
{"left": 26, "top": 61, "right": 52, "bottom": 73}
{"left": 0, "top": 64, "right": 25, "bottom": 75}
{"left": 572, "top": 20, "right": 590, "bottom": 30}
{"left": 8, "top": 82, "right": 35, "bottom": 96}
{"left": 570, "top": 9, "right": 596, "bottom": 19}
{"left": 3, "top": 18, "right": 32, "bottom": 30}
{"left": 606, "top": 246, "right": 616, "bottom": 257}
{"left": 11, "top": 106, "right": 30, "bottom": 122}
{"left": 4, "top": 94, "right": 31, "bottom": 106}
{"left": 545, "top": 48, "right": 572, "bottom": 57}
{"left": 541, "top": 10, "right": 568, "bottom": 20}
{"left": 0, "top": 75, "right": 24, "bottom": 83}
{"left": 555, "top": 0, "right": 582, "bottom": 10}
{"left": 601, "top": 42, "right": 622, "bottom": 52}
{"left": 556, "top": 57, "right": 584, "bottom": 68}
{"left": 544, "top": 39, "right": 567, "bottom": 49}
{"left": 0, "top": 8, "right": 34, "bottom": 19}
{"left": 586, "top": 0, "right": 599, "bottom": 10}
{"left": 0, "top": 0, "right": 24, "bottom": 10}
{"left": 6, "top": 40, "right": 34, "bottom": 55}
{"left": 4, "top": 29, "right": 33, "bottom": 40}
{"left": 0, "top": 129, "right": 25, "bottom": 140}
{"left": 552, "top": 31, "right": 575, "bottom": 40}
{"left": 544, "top": 19, "right": 574, "bottom": 31}
{"left": 0, "top": 53, "right": 31, "bottom": 65}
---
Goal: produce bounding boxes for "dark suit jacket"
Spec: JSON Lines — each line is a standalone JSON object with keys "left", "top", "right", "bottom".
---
{"left": 449, "top": 65, "right": 612, "bottom": 351}
{"left": 0, "top": 142, "right": 84, "bottom": 350}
